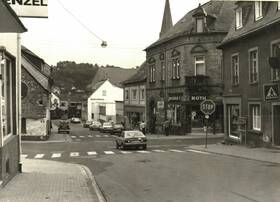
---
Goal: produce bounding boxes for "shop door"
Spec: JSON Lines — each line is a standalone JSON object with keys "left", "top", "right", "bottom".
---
{"left": 273, "top": 105, "right": 280, "bottom": 145}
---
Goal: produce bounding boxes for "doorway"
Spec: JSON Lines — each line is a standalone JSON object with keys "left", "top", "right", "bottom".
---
{"left": 273, "top": 104, "right": 280, "bottom": 145}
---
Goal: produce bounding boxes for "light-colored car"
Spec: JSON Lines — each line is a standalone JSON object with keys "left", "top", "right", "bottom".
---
{"left": 71, "top": 117, "right": 81, "bottom": 123}
{"left": 100, "top": 122, "right": 113, "bottom": 133}
{"left": 89, "top": 121, "right": 102, "bottom": 131}
{"left": 115, "top": 130, "right": 147, "bottom": 150}
{"left": 83, "top": 120, "right": 92, "bottom": 128}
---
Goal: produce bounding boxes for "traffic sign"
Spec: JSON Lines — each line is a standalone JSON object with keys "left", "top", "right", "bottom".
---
{"left": 200, "top": 99, "right": 216, "bottom": 115}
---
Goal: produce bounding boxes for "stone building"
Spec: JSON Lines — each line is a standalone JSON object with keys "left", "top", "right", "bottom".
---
{"left": 218, "top": 1, "right": 280, "bottom": 147}
{"left": 144, "top": 0, "right": 235, "bottom": 135}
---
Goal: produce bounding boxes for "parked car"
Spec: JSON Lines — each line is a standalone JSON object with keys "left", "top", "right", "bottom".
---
{"left": 89, "top": 121, "right": 102, "bottom": 131}
{"left": 115, "top": 130, "right": 147, "bottom": 150}
{"left": 58, "top": 120, "right": 70, "bottom": 134}
{"left": 83, "top": 120, "right": 92, "bottom": 128}
{"left": 100, "top": 122, "right": 113, "bottom": 133}
{"left": 71, "top": 117, "right": 81, "bottom": 123}
{"left": 111, "top": 123, "right": 124, "bottom": 135}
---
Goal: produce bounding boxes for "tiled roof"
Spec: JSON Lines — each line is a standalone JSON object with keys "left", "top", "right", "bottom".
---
{"left": 145, "top": 1, "right": 235, "bottom": 50}
{"left": 220, "top": 2, "right": 280, "bottom": 47}
{"left": 22, "top": 56, "right": 51, "bottom": 92}
{"left": 122, "top": 62, "right": 147, "bottom": 85}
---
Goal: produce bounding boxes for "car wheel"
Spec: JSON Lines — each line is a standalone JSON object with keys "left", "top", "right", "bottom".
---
{"left": 143, "top": 145, "right": 147, "bottom": 150}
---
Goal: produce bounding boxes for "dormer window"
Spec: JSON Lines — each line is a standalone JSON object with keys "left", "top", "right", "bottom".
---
{"left": 235, "top": 7, "right": 242, "bottom": 29}
{"left": 196, "top": 18, "right": 204, "bottom": 33}
{"left": 255, "top": 1, "right": 263, "bottom": 20}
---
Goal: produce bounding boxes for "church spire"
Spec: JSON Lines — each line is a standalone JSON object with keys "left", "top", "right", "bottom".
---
{"left": 160, "top": 0, "right": 173, "bottom": 38}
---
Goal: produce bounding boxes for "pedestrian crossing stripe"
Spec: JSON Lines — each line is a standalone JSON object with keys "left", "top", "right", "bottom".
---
{"left": 34, "top": 154, "right": 45, "bottom": 159}
{"left": 70, "top": 152, "right": 79, "bottom": 157}
{"left": 169, "top": 149, "right": 186, "bottom": 153}
{"left": 120, "top": 151, "right": 132, "bottom": 154}
{"left": 152, "top": 150, "right": 166, "bottom": 153}
{"left": 79, "top": 136, "right": 85, "bottom": 138}
{"left": 52, "top": 153, "right": 61, "bottom": 158}
{"left": 137, "top": 151, "right": 151, "bottom": 154}
{"left": 104, "top": 151, "right": 115, "bottom": 154}
{"left": 187, "top": 149, "right": 210, "bottom": 155}
{"left": 87, "top": 151, "right": 97, "bottom": 155}
{"left": 71, "top": 136, "right": 76, "bottom": 138}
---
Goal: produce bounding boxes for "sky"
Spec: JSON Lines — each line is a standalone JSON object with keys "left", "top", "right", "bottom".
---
{"left": 20, "top": 0, "right": 209, "bottom": 68}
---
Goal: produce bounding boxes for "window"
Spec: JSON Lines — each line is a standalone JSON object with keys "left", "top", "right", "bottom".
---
{"left": 196, "top": 18, "right": 204, "bottom": 33}
{"left": 161, "top": 62, "right": 166, "bottom": 81}
{"left": 250, "top": 104, "right": 261, "bottom": 131}
{"left": 102, "top": 90, "right": 106, "bottom": 96}
{"left": 194, "top": 56, "right": 206, "bottom": 76}
{"left": 140, "top": 88, "right": 145, "bottom": 100}
{"left": 249, "top": 49, "right": 258, "bottom": 83}
{"left": 235, "top": 7, "right": 242, "bottom": 29}
{"left": 231, "top": 54, "right": 239, "bottom": 85}
{"left": 149, "top": 64, "right": 155, "bottom": 82}
{"left": 227, "top": 104, "right": 240, "bottom": 139}
{"left": 172, "top": 58, "right": 180, "bottom": 79}
{"left": 125, "top": 89, "right": 129, "bottom": 100}
{"left": 255, "top": 1, "right": 263, "bottom": 20}
{"left": 272, "top": 42, "right": 280, "bottom": 80}
{"left": 99, "top": 106, "right": 106, "bottom": 115}
{"left": 132, "top": 89, "right": 137, "bottom": 100}
{"left": 278, "top": 1, "right": 280, "bottom": 10}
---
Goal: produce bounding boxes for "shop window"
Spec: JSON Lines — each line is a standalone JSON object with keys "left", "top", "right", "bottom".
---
{"left": 271, "top": 42, "right": 280, "bottom": 81}
{"left": 231, "top": 54, "right": 239, "bottom": 85}
{"left": 250, "top": 104, "right": 261, "bottom": 131}
{"left": 172, "top": 58, "right": 180, "bottom": 79}
{"left": 227, "top": 104, "right": 240, "bottom": 139}
{"left": 194, "top": 56, "right": 205, "bottom": 76}
{"left": 161, "top": 62, "right": 166, "bottom": 81}
{"left": 235, "top": 7, "right": 242, "bottom": 29}
{"left": 149, "top": 64, "right": 156, "bottom": 83}
{"left": 21, "top": 118, "right": 26, "bottom": 134}
{"left": 167, "top": 104, "right": 181, "bottom": 125}
{"left": 249, "top": 48, "right": 259, "bottom": 83}
{"left": 196, "top": 18, "right": 204, "bottom": 33}
{"left": 255, "top": 1, "right": 263, "bottom": 21}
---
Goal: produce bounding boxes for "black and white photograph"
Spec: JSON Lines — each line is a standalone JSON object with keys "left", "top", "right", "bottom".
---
{"left": 0, "top": 0, "right": 280, "bottom": 201}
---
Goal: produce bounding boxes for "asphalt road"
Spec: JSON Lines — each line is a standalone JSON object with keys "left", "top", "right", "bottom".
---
{"left": 22, "top": 122, "right": 280, "bottom": 202}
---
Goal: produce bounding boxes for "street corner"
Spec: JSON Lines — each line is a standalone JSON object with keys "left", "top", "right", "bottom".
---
{"left": 78, "top": 165, "right": 107, "bottom": 202}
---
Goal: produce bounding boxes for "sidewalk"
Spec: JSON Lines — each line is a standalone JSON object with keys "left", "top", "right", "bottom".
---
{"left": 189, "top": 143, "right": 280, "bottom": 164}
{"left": 146, "top": 132, "right": 224, "bottom": 140}
{"left": 0, "top": 159, "right": 105, "bottom": 202}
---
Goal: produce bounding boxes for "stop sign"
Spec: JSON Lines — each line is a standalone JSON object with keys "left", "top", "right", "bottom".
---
{"left": 200, "top": 99, "right": 216, "bottom": 115}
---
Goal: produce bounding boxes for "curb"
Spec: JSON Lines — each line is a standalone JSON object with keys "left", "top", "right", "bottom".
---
{"left": 189, "top": 147, "right": 280, "bottom": 165}
{"left": 79, "top": 165, "right": 107, "bottom": 202}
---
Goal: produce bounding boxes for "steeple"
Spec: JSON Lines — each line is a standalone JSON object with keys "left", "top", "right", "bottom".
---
{"left": 160, "top": 0, "right": 173, "bottom": 38}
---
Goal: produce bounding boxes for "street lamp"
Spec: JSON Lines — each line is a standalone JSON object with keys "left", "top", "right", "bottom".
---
{"left": 101, "top": 41, "right": 107, "bottom": 48}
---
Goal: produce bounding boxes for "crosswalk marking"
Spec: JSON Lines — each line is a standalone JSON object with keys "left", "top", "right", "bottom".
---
{"left": 120, "top": 151, "right": 132, "bottom": 154}
{"left": 104, "top": 151, "right": 115, "bottom": 155}
{"left": 21, "top": 154, "right": 28, "bottom": 158}
{"left": 70, "top": 152, "right": 79, "bottom": 157}
{"left": 88, "top": 135, "right": 93, "bottom": 138}
{"left": 152, "top": 149, "right": 166, "bottom": 153}
{"left": 187, "top": 149, "right": 211, "bottom": 155}
{"left": 87, "top": 151, "right": 97, "bottom": 155}
{"left": 34, "top": 154, "right": 45, "bottom": 159}
{"left": 79, "top": 136, "right": 85, "bottom": 138}
{"left": 104, "top": 135, "right": 109, "bottom": 137}
{"left": 137, "top": 151, "right": 151, "bottom": 154}
{"left": 51, "top": 153, "right": 61, "bottom": 158}
{"left": 96, "top": 135, "right": 101, "bottom": 137}
{"left": 169, "top": 149, "right": 185, "bottom": 153}
{"left": 71, "top": 136, "right": 76, "bottom": 138}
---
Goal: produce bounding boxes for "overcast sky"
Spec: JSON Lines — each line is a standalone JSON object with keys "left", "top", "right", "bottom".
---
{"left": 20, "top": 0, "right": 209, "bottom": 68}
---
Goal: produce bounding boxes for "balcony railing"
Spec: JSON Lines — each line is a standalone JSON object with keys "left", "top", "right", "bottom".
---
{"left": 185, "top": 75, "right": 209, "bottom": 88}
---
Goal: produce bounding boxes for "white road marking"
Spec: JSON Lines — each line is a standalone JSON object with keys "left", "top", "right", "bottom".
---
{"left": 169, "top": 149, "right": 185, "bottom": 153}
{"left": 120, "top": 151, "right": 132, "bottom": 154}
{"left": 51, "top": 153, "right": 61, "bottom": 158}
{"left": 21, "top": 154, "right": 28, "bottom": 158}
{"left": 104, "top": 151, "right": 115, "bottom": 155}
{"left": 88, "top": 135, "right": 93, "bottom": 138}
{"left": 34, "top": 154, "right": 45, "bottom": 159}
{"left": 70, "top": 152, "right": 79, "bottom": 157}
{"left": 96, "top": 135, "right": 101, "bottom": 138}
{"left": 87, "top": 151, "right": 97, "bottom": 155}
{"left": 71, "top": 136, "right": 76, "bottom": 138}
{"left": 152, "top": 149, "right": 166, "bottom": 153}
{"left": 137, "top": 151, "right": 151, "bottom": 154}
{"left": 187, "top": 149, "right": 211, "bottom": 155}
{"left": 79, "top": 136, "right": 85, "bottom": 138}
{"left": 104, "top": 135, "right": 109, "bottom": 137}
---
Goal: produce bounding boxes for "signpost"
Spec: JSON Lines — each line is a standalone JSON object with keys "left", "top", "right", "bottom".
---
{"left": 200, "top": 100, "right": 216, "bottom": 148}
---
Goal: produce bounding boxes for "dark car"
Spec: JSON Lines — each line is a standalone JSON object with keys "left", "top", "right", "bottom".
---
{"left": 115, "top": 130, "right": 147, "bottom": 150}
{"left": 83, "top": 121, "right": 92, "bottom": 128}
{"left": 58, "top": 120, "right": 70, "bottom": 134}
{"left": 111, "top": 123, "right": 124, "bottom": 135}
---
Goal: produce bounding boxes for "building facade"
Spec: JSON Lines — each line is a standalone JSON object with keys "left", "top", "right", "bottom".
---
{"left": 0, "top": 0, "right": 27, "bottom": 185}
{"left": 219, "top": 1, "right": 280, "bottom": 147}
{"left": 122, "top": 62, "right": 146, "bottom": 129}
{"left": 21, "top": 47, "right": 52, "bottom": 140}
{"left": 145, "top": 0, "right": 235, "bottom": 135}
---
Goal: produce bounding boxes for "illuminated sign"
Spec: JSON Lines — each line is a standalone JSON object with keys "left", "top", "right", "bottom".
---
{"left": 6, "top": 0, "right": 48, "bottom": 18}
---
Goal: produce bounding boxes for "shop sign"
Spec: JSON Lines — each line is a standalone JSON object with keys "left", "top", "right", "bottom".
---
{"left": 157, "top": 101, "right": 164, "bottom": 109}
{"left": 7, "top": 0, "right": 48, "bottom": 18}
{"left": 191, "top": 95, "right": 206, "bottom": 101}
{"left": 168, "top": 96, "right": 181, "bottom": 102}
{"left": 264, "top": 83, "right": 279, "bottom": 101}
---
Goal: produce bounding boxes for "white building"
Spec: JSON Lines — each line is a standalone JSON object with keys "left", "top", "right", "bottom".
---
{"left": 87, "top": 79, "right": 123, "bottom": 123}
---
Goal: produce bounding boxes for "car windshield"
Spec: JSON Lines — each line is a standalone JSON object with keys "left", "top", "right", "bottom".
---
{"left": 114, "top": 124, "right": 123, "bottom": 127}
{"left": 103, "top": 123, "right": 112, "bottom": 126}
{"left": 125, "top": 131, "right": 145, "bottom": 138}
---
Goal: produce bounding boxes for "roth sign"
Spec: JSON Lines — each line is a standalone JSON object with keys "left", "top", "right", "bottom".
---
{"left": 6, "top": 0, "right": 48, "bottom": 18}
{"left": 200, "top": 99, "right": 216, "bottom": 115}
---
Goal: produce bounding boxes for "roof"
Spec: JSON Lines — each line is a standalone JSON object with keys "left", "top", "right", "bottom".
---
{"left": 0, "top": 0, "right": 27, "bottom": 33}
{"left": 219, "top": 2, "right": 280, "bottom": 47}
{"left": 160, "top": 0, "right": 173, "bottom": 37}
{"left": 22, "top": 55, "right": 51, "bottom": 92}
{"left": 145, "top": 1, "right": 235, "bottom": 50}
{"left": 122, "top": 62, "right": 147, "bottom": 85}
{"left": 90, "top": 80, "right": 107, "bottom": 94}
